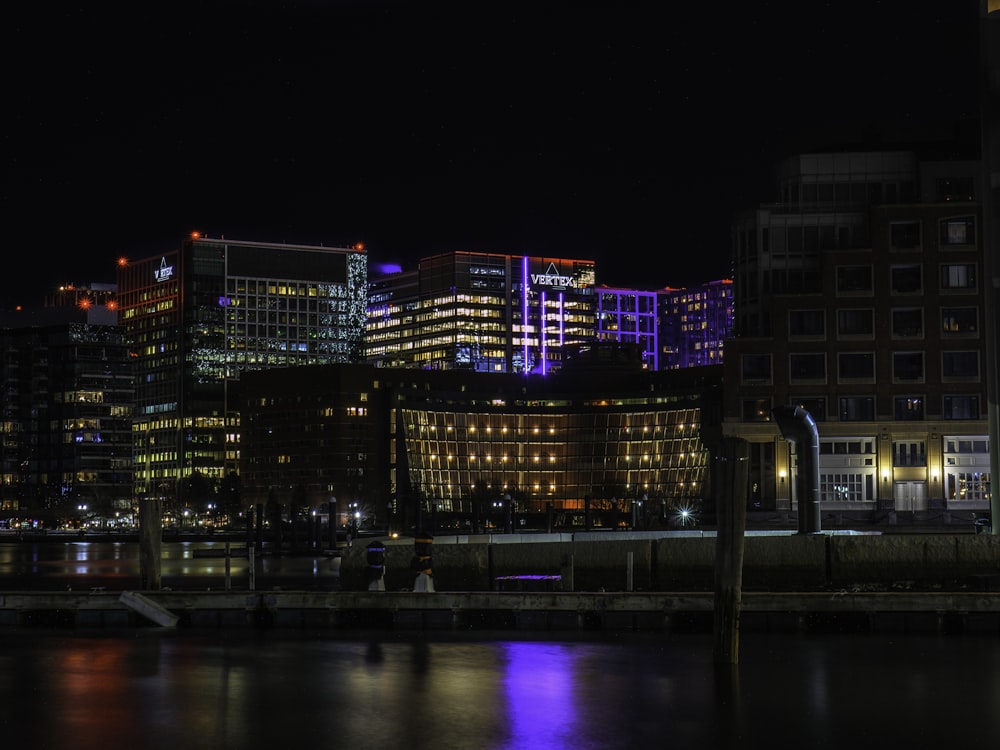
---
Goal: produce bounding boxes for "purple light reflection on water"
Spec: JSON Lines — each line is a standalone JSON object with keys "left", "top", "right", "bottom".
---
{"left": 1, "top": 630, "right": 1000, "bottom": 749}
{"left": 502, "top": 642, "right": 577, "bottom": 749}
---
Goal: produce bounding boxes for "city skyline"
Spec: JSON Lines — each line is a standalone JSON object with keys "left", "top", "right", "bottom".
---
{"left": 2, "top": 1, "right": 981, "bottom": 307}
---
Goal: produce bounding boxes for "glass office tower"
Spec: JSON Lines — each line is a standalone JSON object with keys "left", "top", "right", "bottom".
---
{"left": 117, "top": 235, "right": 367, "bottom": 521}
{"left": 367, "top": 251, "right": 597, "bottom": 374}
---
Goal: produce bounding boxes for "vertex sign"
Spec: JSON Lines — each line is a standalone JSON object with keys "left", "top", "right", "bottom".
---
{"left": 154, "top": 257, "right": 175, "bottom": 283}
{"left": 530, "top": 262, "right": 576, "bottom": 289}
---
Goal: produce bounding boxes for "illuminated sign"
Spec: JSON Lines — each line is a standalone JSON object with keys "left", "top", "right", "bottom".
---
{"left": 530, "top": 262, "right": 576, "bottom": 289}
{"left": 154, "top": 257, "right": 174, "bottom": 283}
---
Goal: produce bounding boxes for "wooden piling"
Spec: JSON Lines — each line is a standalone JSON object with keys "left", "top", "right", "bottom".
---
{"left": 138, "top": 497, "right": 163, "bottom": 591}
{"left": 713, "top": 436, "right": 749, "bottom": 665}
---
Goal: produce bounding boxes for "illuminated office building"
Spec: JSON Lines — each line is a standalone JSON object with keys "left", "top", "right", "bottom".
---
{"left": 366, "top": 251, "right": 597, "bottom": 374}
{"left": 595, "top": 287, "right": 659, "bottom": 370}
{"left": 116, "top": 235, "right": 368, "bottom": 518}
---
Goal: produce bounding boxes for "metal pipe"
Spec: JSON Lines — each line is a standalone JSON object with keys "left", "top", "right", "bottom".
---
{"left": 772, "top": 405, "right": 821, "bottom": 534}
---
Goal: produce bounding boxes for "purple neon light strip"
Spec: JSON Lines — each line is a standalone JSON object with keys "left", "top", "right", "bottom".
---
{"left": 522, "top": 256, "right": 530, "bottom": 374}
{"left": 559, "top": 292, "right": 565, "bottom": 347}
{"left": 541, "top": 290, "right": 547, "bottom": 375}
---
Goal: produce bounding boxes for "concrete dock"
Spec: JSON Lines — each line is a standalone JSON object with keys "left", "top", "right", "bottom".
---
{"left": 3, "top": 589, "right": 1000, "bottom": 634}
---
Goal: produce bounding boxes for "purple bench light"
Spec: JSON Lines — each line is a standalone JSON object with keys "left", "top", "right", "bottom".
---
{"left": 494, "top": 574, "right": 562, "bottom": 591}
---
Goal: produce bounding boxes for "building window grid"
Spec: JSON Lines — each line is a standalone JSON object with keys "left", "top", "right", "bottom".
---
{"left": 819, "top": 473, "right": 868, "bottom": 503}
{"left": 403, "top": 409, "right": 707, "bottom": 505}
{"left": 942, "top": 435, "right": 991, "bottom": 503}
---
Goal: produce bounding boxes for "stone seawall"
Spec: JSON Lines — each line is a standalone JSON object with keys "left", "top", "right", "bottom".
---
{"left": 339, "top": 532, "right": 1000, "bottom": 592}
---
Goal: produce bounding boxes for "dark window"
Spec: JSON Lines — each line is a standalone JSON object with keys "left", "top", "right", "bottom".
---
{"left": 890, "top": 265, "right": 922, "bottom": 294}
{"left": 789, "top": 353, "right": 825, "bottom": 380}
{"left": 893, "top": 397, "right": 924, "bottom": 421}
{"left": 741, "top": 398, "right": 772, "bottom": 422}
{"left": 893, "top": 352, "right": 924, "bottom": 381}
{"left": 942, "top": 351, "right": 979, "bottom": 379}
{"left": 837, "top": 309, "right": 874, "bottom": 336}
{"left": 788, "top": 309, "right": 825, "bottom": 337}
{"left": 820, "top": 225, "right": 836, "bottom": 249}
{"left": 836, "top": 265, "right": 873, "bottom": 293}
{"left": 839, "top": 396, "right": 875, "bottom": 421}
{"left": 892, "top": 441, "right": 927, "bottom": 466}
{"left": 741, "top": 354, "right": 771, "bottom": 383}
{"left": 943, "top": 395, "right": 979, "bottom": 419}
{"left": 934, "top": 177, "right": 975, "bottom": 202}
{"left": 838, "top": 352, "right": 875, "bottom": 380}
{"left": 804, "top": 226, "right": 819, "bottom": 251}
{"left": 891, "top": 308, "right": 923, "bottom": 337}
{"left": 889, "top": 221, "right": 921, "bottom": 250}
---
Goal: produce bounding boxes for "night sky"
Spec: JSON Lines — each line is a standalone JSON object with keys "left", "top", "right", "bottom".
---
{"left": 1, "top": 0, "right": 982, "bottom": 307}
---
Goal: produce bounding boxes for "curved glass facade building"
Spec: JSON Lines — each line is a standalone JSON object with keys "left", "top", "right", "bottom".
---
{"left": 240, "top": 348, "right": 722, "bottom": 531}
{"left": 400, "top": 401, "right": 707, "bottom": 513}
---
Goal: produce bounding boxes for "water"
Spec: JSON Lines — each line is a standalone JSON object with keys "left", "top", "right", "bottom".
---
{"left": 1, "top": 629, "right": 999, "bottom": 750}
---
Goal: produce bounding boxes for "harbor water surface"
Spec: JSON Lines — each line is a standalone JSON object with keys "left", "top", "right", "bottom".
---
{"left": 2, "top": 629, "right": 1000, "bottom": 750}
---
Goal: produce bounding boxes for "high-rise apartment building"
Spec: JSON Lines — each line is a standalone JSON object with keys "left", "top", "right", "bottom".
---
{"left": 724, "top": 152, "right": 988, "bottom": 517}
{"left": 116, "top": 235, "right": 367, "bottom": 519}
{"left": 659, "top": 280, "right": 733, "bottom": 370}
{"left": 366, "top": 251, "right": 597, "bottom": 374}
{"left": 0, "top": 303, "right": 134, "bottom": 522}
{"left": 732, "top": 151, "right": 920, "bottom": 338}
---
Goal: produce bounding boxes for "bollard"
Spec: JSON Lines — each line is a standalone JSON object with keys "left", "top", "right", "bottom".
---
{"left": 411, "top": 531, "right": 434, "bottom": 592}
{"left": 366, "top": 540, "right": 386, "bottom": 591}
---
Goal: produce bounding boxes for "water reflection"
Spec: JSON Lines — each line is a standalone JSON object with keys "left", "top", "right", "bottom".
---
{"left": 2, "top": 631, "right": 1000, "bottom": 750}
{"left": 503, "top": 643, "right": 577, "bottom": 749}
